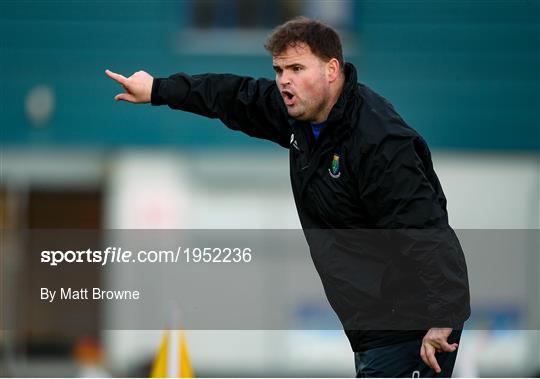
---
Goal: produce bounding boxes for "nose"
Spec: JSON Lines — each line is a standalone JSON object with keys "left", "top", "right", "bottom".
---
{"left": 278, "top": 71, "right": 291, "bottom": 87}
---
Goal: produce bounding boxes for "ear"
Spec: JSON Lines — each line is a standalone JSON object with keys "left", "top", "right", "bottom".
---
{"left": 326, "top": 58, "right": 340, "bottom": 83}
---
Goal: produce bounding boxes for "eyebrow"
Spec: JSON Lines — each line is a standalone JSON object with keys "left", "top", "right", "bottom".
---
{"left": 272, "top": 63, "right": 305, "bottom": 71}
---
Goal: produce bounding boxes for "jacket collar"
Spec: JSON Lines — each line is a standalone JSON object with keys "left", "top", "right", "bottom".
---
{"left": 326, "top": 62, "right": 358, "bottom": 125}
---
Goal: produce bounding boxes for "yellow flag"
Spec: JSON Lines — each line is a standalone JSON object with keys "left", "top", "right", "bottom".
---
{"left": 150, "top": 330, "right": 194, "bottom": 378}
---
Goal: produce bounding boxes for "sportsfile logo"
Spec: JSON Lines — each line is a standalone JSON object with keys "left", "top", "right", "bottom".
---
{"left": 40, "top": 246, "right": 253, "bottom": 266}
{"left": 40, "top": 247, "right": 153, "bottom": 266}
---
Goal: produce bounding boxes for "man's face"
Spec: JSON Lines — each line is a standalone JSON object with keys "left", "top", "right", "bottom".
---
{"left": 272, "top": 43, "right": 331, "bottom": 122}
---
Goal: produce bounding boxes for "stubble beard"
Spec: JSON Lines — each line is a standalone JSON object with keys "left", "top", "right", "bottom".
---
{"left": 288, "top": 96, "right": 326, "bottom": 122}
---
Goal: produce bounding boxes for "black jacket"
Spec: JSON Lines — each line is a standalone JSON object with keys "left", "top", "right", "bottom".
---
{"left": 151, "top": 63, "right": 471, "bottom": 351}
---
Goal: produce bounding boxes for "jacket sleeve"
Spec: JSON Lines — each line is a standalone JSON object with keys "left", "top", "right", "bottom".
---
{"left": 151, "top": 73, "right": 291, "bottom": 148}
{"left": 360, "top": 136, "right": 470, "bottom": 328}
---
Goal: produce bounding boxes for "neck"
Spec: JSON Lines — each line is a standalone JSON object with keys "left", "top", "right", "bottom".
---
{"left": 313, "top": 72, "right": 346, "bottom": 123}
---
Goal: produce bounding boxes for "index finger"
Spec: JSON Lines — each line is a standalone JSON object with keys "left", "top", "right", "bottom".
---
{"left": 424, "top": 343, "right": 441, "bottom": 373}
{"left": 105, "top": 69, "right": 128, "bottom": 85}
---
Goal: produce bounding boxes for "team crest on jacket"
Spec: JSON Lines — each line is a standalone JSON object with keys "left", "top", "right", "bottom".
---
{"left": 329, "top": 153, "right": 341, "bottom": 178}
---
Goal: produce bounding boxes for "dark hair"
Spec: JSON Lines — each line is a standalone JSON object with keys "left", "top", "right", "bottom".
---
{"left": 264, "top": 17, "right": 344, "bottom": 70}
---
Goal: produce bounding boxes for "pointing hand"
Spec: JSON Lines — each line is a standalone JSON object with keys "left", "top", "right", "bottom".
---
{"left": 105, "top": 69, "right": 153, "bottom": 103}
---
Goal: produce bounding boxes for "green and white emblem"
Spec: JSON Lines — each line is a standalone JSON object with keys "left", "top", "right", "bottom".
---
{"left": 328, "top": 153, "right": 341, "bottom": 178}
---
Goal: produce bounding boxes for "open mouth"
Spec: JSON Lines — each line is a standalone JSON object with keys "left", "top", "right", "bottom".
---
{"left": 281, "top": 90, "right": 296, "bottom": 105}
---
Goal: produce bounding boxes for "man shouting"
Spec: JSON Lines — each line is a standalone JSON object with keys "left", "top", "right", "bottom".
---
{"left": 106, "top": 17, "right": 470, "bottom": 378}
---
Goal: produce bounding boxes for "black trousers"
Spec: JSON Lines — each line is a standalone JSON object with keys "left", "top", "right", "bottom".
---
{"left": 354, "top": 330, "right": 462, "bottom": 378}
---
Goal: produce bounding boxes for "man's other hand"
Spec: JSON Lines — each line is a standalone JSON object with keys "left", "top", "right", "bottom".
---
{"left": 105, "top": 69, "right": 153, "bottom": 103}
{"left": 420, "top": 327, "right": 458, "bottom": 373}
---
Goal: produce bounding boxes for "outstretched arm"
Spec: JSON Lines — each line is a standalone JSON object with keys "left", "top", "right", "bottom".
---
{"left": 105, "top": 69, "right": 291, "bottom": 148}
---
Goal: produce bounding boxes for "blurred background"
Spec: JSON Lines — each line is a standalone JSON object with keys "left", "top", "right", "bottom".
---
{"left": 1, "top": 0, "right": 539, "bottom": 377}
